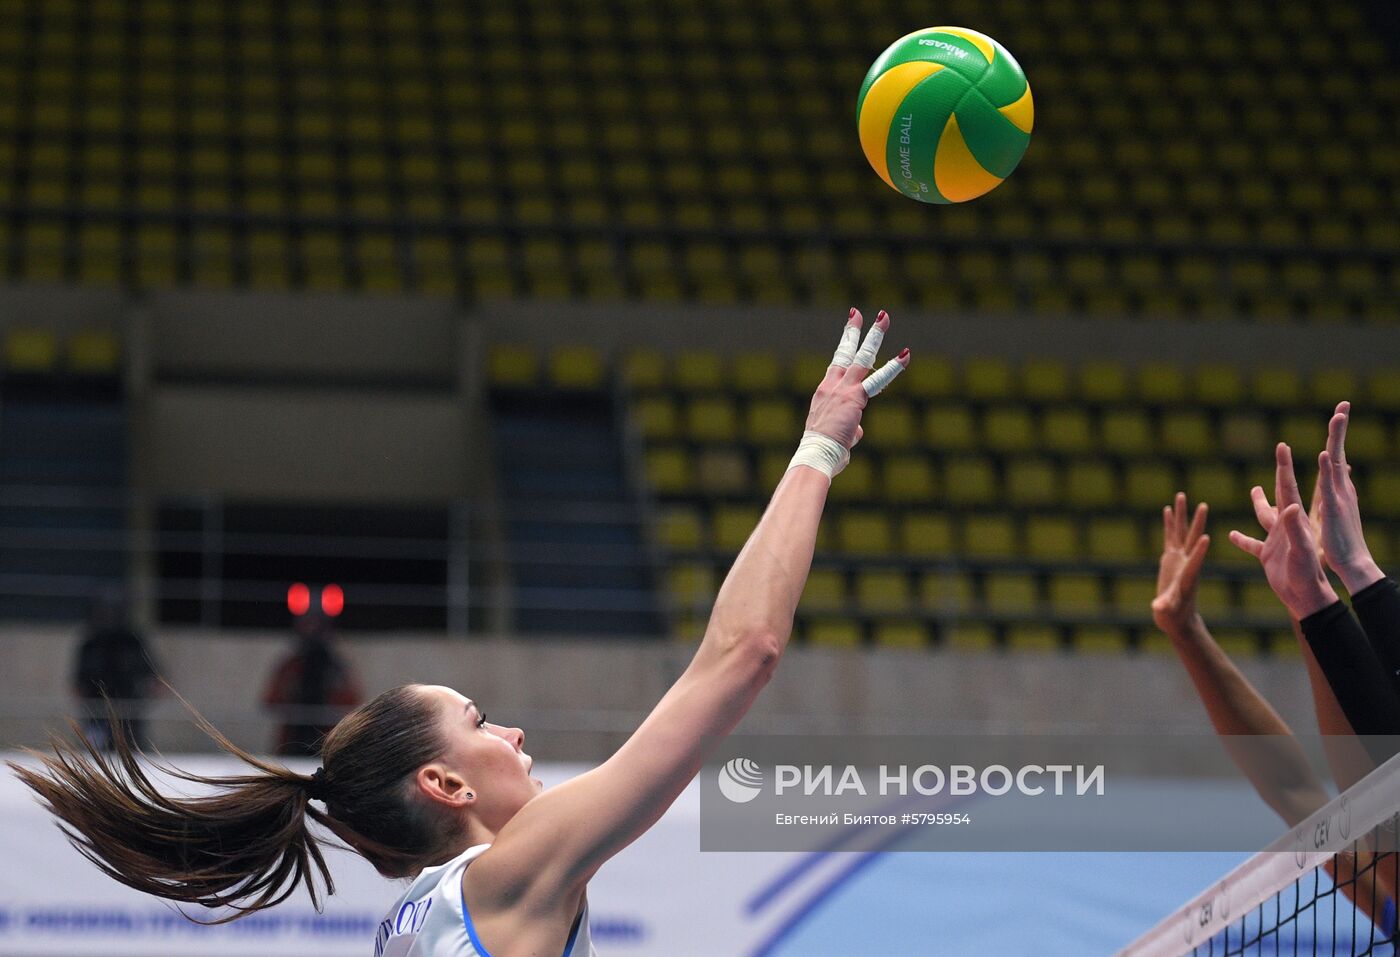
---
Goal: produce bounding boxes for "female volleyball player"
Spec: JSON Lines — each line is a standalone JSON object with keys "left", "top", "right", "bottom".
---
{"left": 10, "top": 309, "right": 909, "bottom": 957}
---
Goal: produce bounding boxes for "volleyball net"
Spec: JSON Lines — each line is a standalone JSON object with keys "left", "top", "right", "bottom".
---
{"left": 1118, "top": 752, "right": 1400, "bottom": 957}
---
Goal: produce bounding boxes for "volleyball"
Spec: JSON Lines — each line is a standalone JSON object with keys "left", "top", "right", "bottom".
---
{"left": 857, "top": 27, "right": 1033, "bottom": 204}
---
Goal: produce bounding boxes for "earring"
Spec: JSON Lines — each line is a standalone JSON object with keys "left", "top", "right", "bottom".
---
{"left": 465, "top": 791, "right": 474, "bottom": 800}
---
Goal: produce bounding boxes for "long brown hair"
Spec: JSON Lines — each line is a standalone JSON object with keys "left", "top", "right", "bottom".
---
{"left": 8, "top": 684, "right": 453, "bottom": 920}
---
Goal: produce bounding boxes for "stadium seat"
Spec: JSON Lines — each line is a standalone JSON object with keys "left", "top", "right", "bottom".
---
{"left": 674, "top": 351, "right": 725, "bottom": 391}
{"left": 1101, "top": 408, "right": 1154, "bottom": 456}
{"left": 799, "top": 568, "right": 847, "bottom": 613}
{"left": 1041, "top": 407, "right": 1095, "bottom": 454}
{"left": 863, "top": 401, "right": 919, "bottom": 449}
{"left": 713, "top": 504, "right": 762, "bottom": 551}
{"left": 942, "top": 456, "right": 999, "bottom": 506}
{"left": 872, "top": 619, "right": 930, "bottom": 649}
{"left": 1219, "top": 412, "right": 1272, "bottom": 459}
{"left": 1073, "top": 625, "right": 1130, "bottom": 653}
{"left": 731, "top": 353, "right": 782, "bottom": 393}
{"left": 1087, "top": 517, "right": 1145, "bottom": 561}
{"left": 667, "top": 563, "right": 716, "bottom": 609}
{"left": 1111, "top": 576, "right": 1157, "bottom": 616}
{"left": 983, "top": 406, "right": 1037, "bottom": 453}
{"left": 924, "top": 404, "right": 978, "bottom": 451}
{"left": 1159, "top": 410, "right": 1215, "bottom": 457}
{"left": 1047, "top": 573, "right": 1103, "bottom": 613}
{"left": 855, "top": 568, "right": 914, "bottom": 613}
{"left": 919, "top": 570, "right": 975, "bottom": 613}
{"left": 488, "top": 344, "right": 538, "bottom": 387}
{"left": 621, "top": 349, "right": 668, "bottom": 390}
{"left": 900, "top": 355, "right": 956, "bottom": 399}
{"left": 1137, "top": 362, "right": 1189, "bottom": 403}
{"left": 548, "top": 347, "right": 605, "bottom": 389}
{"left": 4, "top": 327, "right": 58, "bottom": 371}
{"left": 884, "top": 454, "right": 938, "bottom": 503}
{"left": 829, "top": 457, "right": 877, "bottom": 501}
{"left": 644, "top": 448, "right": 692, "bottom": 494}
{"left": 962, "top": 514, "right": 1019, "bottom": 559}
{"left": 963, "top": 358, "right": 1015, "bottom": 401}
{"left": 943, "top": 621, "right": 996, "bottom": 652}
{"left": 1021, "top": 359, "right": 1072, "bottom": 402}
{"left": 806, "top": 619, "right": 862, "bottom": 648}
{"left": 836, "top": 509, "right": 895, "bottom": 555}
{"left": 1080, "top": 361, "right": 1130, "bottom": 403}
{"left": 900, "top": 512, "right": 956, "bottom": 557}
{"left": 1005, "top": 457, "right": 1061, "bottom": 507}
{"left": 983, "top": 572, "right": 1040, "bottom": 614}
{"left": 743, "top": 398, "right": 799, "bottom": 445}
{"left": 1193, "top": 365, "right": 1246, "bottom": 406}
{"left": 685, "top": 397, "right": 740, "bottom": 443}
{"left": 695, "top": 447, "right": 751, "bottom": 494}
{"left": 1005, "top": 623, "right": 1062, "bottom": 653}
{"left": 633, "top": 396, "right": 680, "bottom": 441}
{"left": 1025, "top": 515, "right": 1081, "bottom": 560}
{"left": 1124, "top": 462, "right": 1178, "bottom": 509}
{"left": 655, "top": 506, "right": 706, "bottom": 551}
{"left": 1064, "top": 460, "right": 1120, "bottom": 508}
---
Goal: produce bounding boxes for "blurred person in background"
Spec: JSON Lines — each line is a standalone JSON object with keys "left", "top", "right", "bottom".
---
{"left": 263, "top": 605, "right": 363, "bottom": 756}
{"left": 71, "top": 586, "right": 161, "bottom": 752}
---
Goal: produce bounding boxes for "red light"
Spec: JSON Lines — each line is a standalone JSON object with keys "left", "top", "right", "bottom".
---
{"left": 321, "top": 584, "right": 344, "bottom": 617}
{"left": 287, "top": 582, "right": 311, "bottom": 616}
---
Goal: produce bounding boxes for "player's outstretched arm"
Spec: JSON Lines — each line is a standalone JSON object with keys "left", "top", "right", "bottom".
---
{"left": 1152, "top": 493, "right": 1328, "bottom": 825}
{"left": 476, "top": 310, "right": 910, "bottom": 904}
{"left": 1231, "top": 444, "right": 1400, "bottom": 741}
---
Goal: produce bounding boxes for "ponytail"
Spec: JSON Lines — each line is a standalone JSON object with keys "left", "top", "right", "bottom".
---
{"left": 8, "top": 684, "right": 450, "bottom": 919}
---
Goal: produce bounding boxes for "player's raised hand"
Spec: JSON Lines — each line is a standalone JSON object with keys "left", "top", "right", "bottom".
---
{"left": 791, "top": 309, "right": 909, "bottom": 480}
{"left": 1152, "top": 493, "right": 1210, "bottom": 633}
{"left": 1313, "top": 401, "right": 1385, "bottom": 594}
{"left": 1230, "top": 444, "right": 1339, "bottom": 620}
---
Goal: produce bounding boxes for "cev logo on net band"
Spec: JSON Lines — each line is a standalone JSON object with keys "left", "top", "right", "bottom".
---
{"left": 718, "top": 757, "right": 764, "bottom": 803}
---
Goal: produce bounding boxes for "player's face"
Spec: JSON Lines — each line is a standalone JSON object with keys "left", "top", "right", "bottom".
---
{"left": 417, "top": 685, "right": 542, "bottom": 822}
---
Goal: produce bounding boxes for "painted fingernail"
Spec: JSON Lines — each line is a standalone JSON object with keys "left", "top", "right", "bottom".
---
{"left": 849, "top": 307, "right": 857, "bottom": 318}
{"left": 897, "top": 348, "right": 910, "bottom": 359}
{"left": 878, "top": 310, "right": 889, "bottom": 321}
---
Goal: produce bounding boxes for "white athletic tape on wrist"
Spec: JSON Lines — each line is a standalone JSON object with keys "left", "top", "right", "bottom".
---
{"left": 862, "top": 356, "right": 906, "bottom": 397}
{"left": 786, "top": 430, "right": 850, "bottom": 481}
{"left": 830, "top": 324, "right": 860, "bottom": 369}
{"left": 852, "top": 323, "right": 885, "bottom": 369}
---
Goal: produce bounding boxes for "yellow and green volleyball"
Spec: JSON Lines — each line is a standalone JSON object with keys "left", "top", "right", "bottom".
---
{"left": 857, "top": 27, "right": 1033, "bottom": 204}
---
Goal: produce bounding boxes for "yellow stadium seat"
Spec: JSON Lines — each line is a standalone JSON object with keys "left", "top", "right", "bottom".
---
{"left": 885, "top": 454, "right": 937, "bottom": 503}
{"left": 836, "top": 510, "right": 894, "bottom": 555}
{"left": 696, "top": 447, "right": 751, "bottom": 494}
{"left": 1022, "top": 359, "right": 1072, "bottom": 402}
{"left": 1195, "top": 579, "right": 1234, "bottom": 617}
{"left": 983, "top": 406, "right": 1037, "bottom": 453}
{"left": 1025, "top": 515, "right": 1080, "bottom": 560}
{"left": 900, "top": 512, "right": 956, "bottom": 557}
{"left": 685, "top": 397, "right": 740, "bottom": 442}
{"left": 962, "top": 514, "right": 1019, "bottom": 559}
{"left": 1111, "top": 576, "right": 1158, "bottom": 616}
{"left": 799, "top": 568, "right": 847, "bottom": 613}
{"left": 863, "top": 401, "right": 918, "bottom": 449}
{"left": 788, "top": 353, "right": 831, "bottom": 393}
{"left": 1124, "top": 462, "right": 1178, "bottom": 508}
{"left": 1041, "top": 407, "right": 1095, "bottom": 454}
{"left": 1265, "top": 630, "right": 1302, "bottom": 657}
{"left": 1342, "top": 414, "right": 1389, "bottom": 460}
{"left": 1136, "top": 362, "right": 1188, "bottom": 403}
{"left": 744, "top": 398, "right": 799, "bottom": 445}
{"left": 1006, "top": 624, "right": 1062, "bottom": 653}
{"left": 731, "top": 354, "right": 781, "bottom": 393}
{"left": 855, "top": 568, "right": 914, "bottom": 614}
{"left": 1087, "top": 517, "right": 1144, "bottom": 561}
{"left": 1073, "top": 625, "right": 1130, "bottom": 654}
{"left": 963, "top": 357, "right": 1014, "bottom": 400}
{"left": 924, "top": 404, "right": 978, "bottom": 451}
{"left": 807, "top": 619, "right": 863, "bottom": 649}
{"left": 488, "top": 344, "right": 537, "bottom": 387}
{"left": 919, "top": 570, "right": 975, "bottom": 613}
{"left": 1251, "top": 367, "right": 1302, "bottom": 408}
{"left": 1219, "top": 412, "right": 1271, "bottom": 459}
{"left": 984, "top": 572, "right": 1040, "bottom": 614}
{"left": 943, "top": 456, "right": 999, "bottom": 506}
{"left": 1277, "top": 413, "right": 1325, "bottom": 457}
{"left": 1048, "top": 573, "right": 1104, "bottom": 613}
{"left": 756, "top": 450, "right": 793, "bottom": 491}
{"left": 674, "top": 350, "right": 725, "bottom": 391}
{"left": 829, "top": 457, "right": 876, "bottom": 501}
{"left": 1309, "top": 368, "right": 1359, "bottom": 407}
{"left": 1367, "top": 369, "right": 1400, "bottom": 412}
{"left": 1184, "top": 463, "right": 1239, "bottom": 509}
{"left": 1005, "top": 457, "right": 1061, "bottom": 507}
{"left": 3, "top": 327, "right": 58, "bottom": 371}
{"left": 644, "top": 447, "right": 692, "bottom": 495}
{"left": 1159, "top": 410, "right": 1215, "bottom": 457}
{"left": 667, "top": 563, "right": 716, "bottom": 610}
{"left": 1101, "top": 408, "right": 1154, "bottom": 456}
{"left": 944, "top": 621, "right": 996, "bottom": 652}
{"left": 655, "top": 507, "right": 705, "bottom": 551}
{"left": 713, "top": 504, "right": 762, "bottom": 552}
{"left": 548, "top": 346, "right": 604, "bottom": 390}
{"left": 1212, "top": 629, "right": 1262, "bottom": 658}
{"left": 873, "top": 620, "right": 930, "bottom": 650}
{"left": 1064, "top": 460, "right": 1120, "bottom": 508}
{"left": 1192, "top": 366, "right": 1248, "bottom": 408}
{"left": 901, "top": 355, "right": 956, "bottom": 399}
{"left": 633, "top": 396, "right": 679, "bottom": 441}
{"left": 1080, "top": 361, "right": 1130, "bottom": 403}
{"left": 1363, "top": 468, "right": 1400, "bottom": 518}
{"left": 66, "top": 330, "right": 120, "bottom": 374}
{"left": 1239, "top": 580, "right": 1283, "bottom": 619}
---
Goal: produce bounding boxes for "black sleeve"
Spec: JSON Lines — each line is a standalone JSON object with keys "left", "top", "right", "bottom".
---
{"left": 1350, "top": 577, "right": 1400, "bottom": 697}
{"left": 1300, "top": 601, "right": 1400, "bottom": 748}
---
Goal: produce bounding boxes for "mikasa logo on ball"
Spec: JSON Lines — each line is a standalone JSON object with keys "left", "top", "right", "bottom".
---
{"left": 916, "top": 38, "right": 968, "bottom": 57}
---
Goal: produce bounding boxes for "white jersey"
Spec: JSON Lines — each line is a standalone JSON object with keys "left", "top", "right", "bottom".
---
{"left": 373, "top": 844, "right": 596, "bottom": 957}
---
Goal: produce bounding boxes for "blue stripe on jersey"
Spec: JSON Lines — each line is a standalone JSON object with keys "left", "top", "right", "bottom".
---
{"left": 460, "top": 884, "right": 585, "bottom": 957}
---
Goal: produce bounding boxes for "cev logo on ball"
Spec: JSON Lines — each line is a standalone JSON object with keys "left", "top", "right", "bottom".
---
{"left": 718, "top": 757, "right": 764, "bottom": 803}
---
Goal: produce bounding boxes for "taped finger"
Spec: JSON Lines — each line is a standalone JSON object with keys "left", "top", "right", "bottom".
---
{"left": 852, "top": 319, "right": 886, "bottom": 370}
{"left": 862, "top": 355, "right": 907, "bottom": 397}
